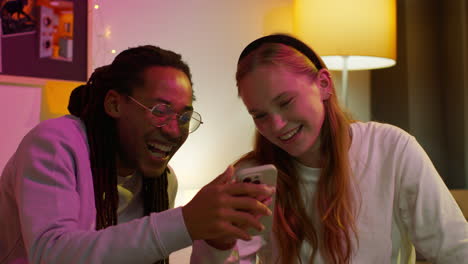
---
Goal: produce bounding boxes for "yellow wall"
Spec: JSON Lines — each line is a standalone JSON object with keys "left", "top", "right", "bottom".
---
{"left": 41, "top": 80, "right": 84, "bottom": 121}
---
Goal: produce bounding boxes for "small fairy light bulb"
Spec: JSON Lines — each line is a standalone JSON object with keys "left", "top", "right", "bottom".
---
{"left": 104, "top": 27, "right": 111, "bottom": 39}
{"left": 111, "top": 49, "right": 116, "bottom": 54}
{"left": 94, "top": 4, "right": 100, "bottom": 10}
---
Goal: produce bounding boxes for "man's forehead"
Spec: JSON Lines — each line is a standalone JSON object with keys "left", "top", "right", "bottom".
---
{"left": 142, "top": 66, "right": 190, "bottom": 86}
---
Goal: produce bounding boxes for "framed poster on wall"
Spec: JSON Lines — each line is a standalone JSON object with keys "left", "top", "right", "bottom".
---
{"left": 1, "top": 0, "right": 37, "bottom": 36}
{"left": 0, "top": 0, "right": 87, "bottom": 82}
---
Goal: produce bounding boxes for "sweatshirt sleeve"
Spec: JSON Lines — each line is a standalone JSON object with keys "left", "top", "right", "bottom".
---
{"left": 191, "top": 240, "right": 238, "bottom": 263}
{"left": 15, "top": 121, "right": 192, "bottom": 264}
{"left": 191, "top": 235, "right": 269, "bottom": 264}
{"left": 396, "top": 135, "right": 468, "bottom": 263}
{"left": 191, "top": 238, "right": 265, "bottom": 264}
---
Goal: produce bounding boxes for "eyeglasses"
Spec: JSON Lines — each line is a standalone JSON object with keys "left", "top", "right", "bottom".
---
{"left": 128, "top": 96, "right": 203, "bottom": 133}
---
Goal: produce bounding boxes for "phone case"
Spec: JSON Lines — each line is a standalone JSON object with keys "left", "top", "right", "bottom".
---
{"left": 234, "top": 164, "right": 277, "bottom": 236}
{"left": 235, "top": 164, "right": 277, "bottom": 187}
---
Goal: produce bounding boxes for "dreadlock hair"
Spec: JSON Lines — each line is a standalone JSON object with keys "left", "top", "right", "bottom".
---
{"left": 68, "top": 46, "right": 193, "bottom": 263}
{"left": 236, "top": 35, "right": 358, "bottom": 264}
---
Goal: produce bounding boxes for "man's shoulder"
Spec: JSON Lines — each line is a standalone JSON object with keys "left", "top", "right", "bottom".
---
{"left": 8, "top": 116, "right": 90, "bottom": 179}
{"left": 21, "top": 115, "right": 88, "bottom": 150}
{"left": 29, "top": 115, "right": 85, "bottom": 138}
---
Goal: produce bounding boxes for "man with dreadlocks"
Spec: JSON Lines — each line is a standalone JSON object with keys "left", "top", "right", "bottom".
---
{"left": 0, "top": 45, "right": 274, "bottom": 264}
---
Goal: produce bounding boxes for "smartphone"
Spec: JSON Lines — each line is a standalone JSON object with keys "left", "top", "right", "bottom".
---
{"left": 235, "top": 164, "right": 277, "bottom": 187}
{"left": 235, "top": 164, "right": 277, "bottom": 236}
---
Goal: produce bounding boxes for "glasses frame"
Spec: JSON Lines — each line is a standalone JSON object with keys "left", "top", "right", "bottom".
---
{"left": 127, "top": 96, "right": 203, "bottom": 133}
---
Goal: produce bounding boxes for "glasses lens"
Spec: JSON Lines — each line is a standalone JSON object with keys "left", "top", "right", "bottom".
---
{"left": 150, "top": 103, "right": 202, "bottom": 133}
{"left": 149, "top": 104, "right": 172, "bottom": 125}
{"left": 188, "top": 111, "right": 202, "bottom": 133}
{"left": 152, "top": 104, "right": 172, "bottom": 116}
{"left": 179, "top": 112, "right": 192, "bottom": 125}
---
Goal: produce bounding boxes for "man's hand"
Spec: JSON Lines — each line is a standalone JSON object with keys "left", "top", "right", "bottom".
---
{"left": 182, "top": 166, "right": 274, "bottom": 246}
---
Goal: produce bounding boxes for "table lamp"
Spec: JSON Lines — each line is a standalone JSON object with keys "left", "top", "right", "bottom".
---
{"left": 294, "top": 0, "right": 397, "bottom": 106}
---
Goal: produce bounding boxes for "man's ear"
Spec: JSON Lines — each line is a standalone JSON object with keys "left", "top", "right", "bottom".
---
{"left": 316, "top": 69, "right": 332, "bottom": 101}
{"left": 104, "top": 90, "right": 122, "bottom": 118}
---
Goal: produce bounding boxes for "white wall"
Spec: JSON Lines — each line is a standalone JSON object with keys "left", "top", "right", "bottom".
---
{"left": 0, "top": 79, "right": 42, "bottom": 173}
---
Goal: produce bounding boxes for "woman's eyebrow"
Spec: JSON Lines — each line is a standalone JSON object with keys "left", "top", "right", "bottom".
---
{"left": 272, "top": 92, "right": 291, "bottom": 102}
{"left": 247, "top": 92, "right": 293, "bottom": 114}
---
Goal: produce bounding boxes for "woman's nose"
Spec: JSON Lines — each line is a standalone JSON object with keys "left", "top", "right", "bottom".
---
{"left": 270, "top": 113, "right": 287, "bottom": 131}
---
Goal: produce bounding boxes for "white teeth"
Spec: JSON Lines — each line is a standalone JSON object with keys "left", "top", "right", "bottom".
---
{"left": 148, "top": 142, "right": 172, "bottom": 153}
{"left": 279, "top": 127, "right": 300, "bottom": 141}
{"left": 150, "top": 151, "right": 166, "bottom": 158}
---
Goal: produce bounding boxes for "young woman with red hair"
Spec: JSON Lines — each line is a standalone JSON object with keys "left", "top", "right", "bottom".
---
{"left": 191, "top": 34, "right": 468, "bottom": 264}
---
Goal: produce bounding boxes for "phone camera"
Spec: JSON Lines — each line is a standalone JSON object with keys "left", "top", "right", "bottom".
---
{"left": 242, "top": 176, "right": 261, "bottom": 184}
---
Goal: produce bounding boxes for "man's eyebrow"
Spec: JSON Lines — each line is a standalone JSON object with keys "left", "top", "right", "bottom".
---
{"left": 183, "top": 105, "right": 194, "bottom": 111}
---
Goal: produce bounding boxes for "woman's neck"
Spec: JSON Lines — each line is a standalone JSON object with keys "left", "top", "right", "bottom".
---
{"left": 295, "top": 139, "right": 322, "bottom": 168}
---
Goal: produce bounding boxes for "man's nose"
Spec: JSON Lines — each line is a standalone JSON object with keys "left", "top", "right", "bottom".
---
{"left": 161, "top": 117, "right": 184, "bottom": 138}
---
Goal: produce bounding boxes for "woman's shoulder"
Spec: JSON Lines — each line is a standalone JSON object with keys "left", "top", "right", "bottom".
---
{"left": 351, "top": 121, "right": 412, "bottom": 141}
{"left": 234, "top": 160, "right": 260, "bottom": 172}
{"left": 349, "top": 121, "right": 415, "bottom": 158}
{"left": 232, "top": 153, "right": 261, "bottom": 171}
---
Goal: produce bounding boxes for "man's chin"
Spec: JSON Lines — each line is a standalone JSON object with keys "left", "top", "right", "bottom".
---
{"left": 139, "top": 163, "right": 168, "bottom": 178}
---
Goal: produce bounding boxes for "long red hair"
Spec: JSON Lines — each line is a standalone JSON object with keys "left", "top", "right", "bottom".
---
{"left": 236, "top": 42, "right": 358, "bottom": 264}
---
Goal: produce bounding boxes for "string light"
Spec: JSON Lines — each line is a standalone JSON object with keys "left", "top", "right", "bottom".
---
{"left": 104, "top": 26, "right": 111, "bottom": 39}
{"left": 91, "top": 1, "right": 118, "bottom": 69}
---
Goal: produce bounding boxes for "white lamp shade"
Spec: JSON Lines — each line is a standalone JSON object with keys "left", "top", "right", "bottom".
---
{"left": 293, "top": 0, "right": 397, "bottom": 70}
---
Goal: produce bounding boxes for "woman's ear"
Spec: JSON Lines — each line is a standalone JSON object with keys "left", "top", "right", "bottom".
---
{"left": 104, "top": 90, "right": 122, "bottom": 118}
{"left": 317, "top": 69, "right": 332, "bottom": 101}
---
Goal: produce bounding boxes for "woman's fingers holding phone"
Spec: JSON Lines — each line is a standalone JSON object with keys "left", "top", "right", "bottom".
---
{"left": 226, "top": 194, "right": 272, "bottom": 217}
{"left": 225, "top": 182, "right": 275, "bottom": 198}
